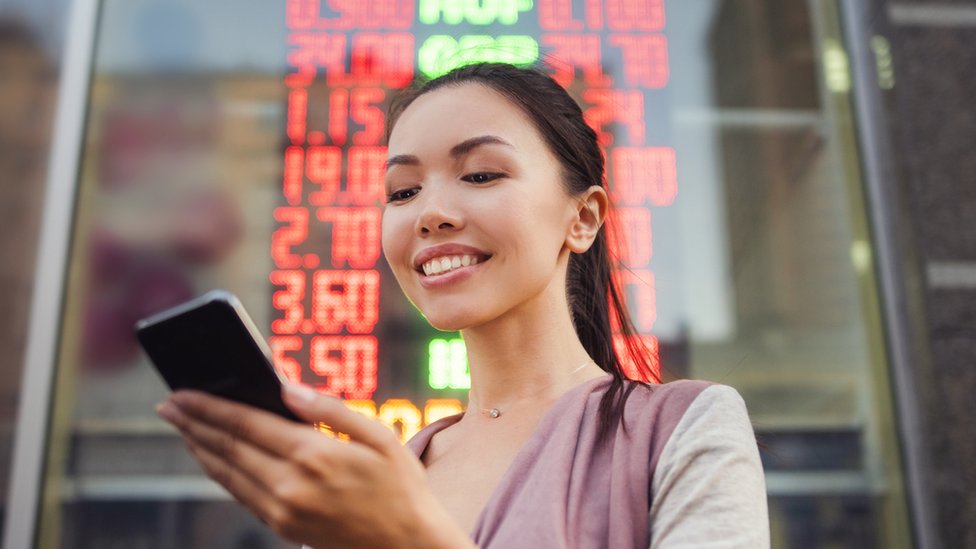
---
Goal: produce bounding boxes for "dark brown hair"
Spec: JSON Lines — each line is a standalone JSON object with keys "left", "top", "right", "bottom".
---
{"left": 385, "top": 62, "right": 660, "bottom": 437}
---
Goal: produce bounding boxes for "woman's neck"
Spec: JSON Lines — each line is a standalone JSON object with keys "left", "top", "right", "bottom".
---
{"left": 460, "top": 282, "right": 606, "bottom": 414}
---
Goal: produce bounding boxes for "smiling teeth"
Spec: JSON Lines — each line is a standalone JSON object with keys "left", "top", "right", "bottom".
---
{"left": 423, "top": 254, "right": 480, "bottom": 276}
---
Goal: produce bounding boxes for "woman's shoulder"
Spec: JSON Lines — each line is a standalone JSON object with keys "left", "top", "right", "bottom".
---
{"left": 613, "top": 379, "right": 756, "bottom": 456}
{"left": 627, "top": 380, "right": 758, "bottom": 458}
{"left": 626, "top": 377, "right": 749, "bottom": 406}
{"left": 620, "top": 377, "right": 742, "bottom": 420}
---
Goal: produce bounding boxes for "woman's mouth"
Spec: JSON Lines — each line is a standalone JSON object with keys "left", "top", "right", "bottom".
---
{"left": 421, "top": 254, "right": 486, "bottom": 276}
{"left": 412, "top": 244, "right": 492, "bottom": 286}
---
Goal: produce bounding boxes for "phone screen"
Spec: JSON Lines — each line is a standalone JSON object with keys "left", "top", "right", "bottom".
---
{"left": 136, "top": 291, "right": 300, "bottom": 422}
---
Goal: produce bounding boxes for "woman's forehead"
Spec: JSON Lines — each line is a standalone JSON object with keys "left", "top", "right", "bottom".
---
{"left": 388, "top": 83, "right": 539, "bottom": 153}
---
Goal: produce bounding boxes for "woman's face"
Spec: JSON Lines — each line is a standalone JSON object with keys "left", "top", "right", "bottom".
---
{"left": 382, "top": 83, "right": 580, "bottom": 331}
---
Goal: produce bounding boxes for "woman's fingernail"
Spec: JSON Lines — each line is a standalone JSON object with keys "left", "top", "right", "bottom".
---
{"left": 156, "top": 401, "right": 178, "bottom": 422}
{"left": 285, "top": 383, "right": 317, "bottom": 404}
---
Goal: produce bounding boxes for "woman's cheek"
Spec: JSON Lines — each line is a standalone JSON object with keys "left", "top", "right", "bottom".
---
{"left": 380, "top": 209, "right": 401, "bottom": 258}
{"left": 381, "top": 211, "right": 413, "bottom": 282}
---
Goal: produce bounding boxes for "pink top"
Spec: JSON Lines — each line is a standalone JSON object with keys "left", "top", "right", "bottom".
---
{"left": 406, "top": 376, "right": 770, "bottom": 548}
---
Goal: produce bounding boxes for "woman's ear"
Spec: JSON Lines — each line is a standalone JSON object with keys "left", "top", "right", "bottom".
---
{"left": 566, "top": 185, "right": 608, "bottom": 254}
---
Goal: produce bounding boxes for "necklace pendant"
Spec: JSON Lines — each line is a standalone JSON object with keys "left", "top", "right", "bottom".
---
{"left": 488, "top": 408, "right": 500, "bottom": 418}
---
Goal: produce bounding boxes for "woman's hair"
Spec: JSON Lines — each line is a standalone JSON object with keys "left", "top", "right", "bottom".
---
{"left": 386, "top": 62, "right": 661, "bottom": 438}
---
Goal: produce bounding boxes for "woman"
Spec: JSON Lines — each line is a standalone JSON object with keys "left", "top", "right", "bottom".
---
{"left": 156, "top": 63, "right": 769, "bottom": 548}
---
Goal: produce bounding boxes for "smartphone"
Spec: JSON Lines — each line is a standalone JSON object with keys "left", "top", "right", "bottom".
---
{"left": 135, "top": 289, "right": 301, "bottom": 422}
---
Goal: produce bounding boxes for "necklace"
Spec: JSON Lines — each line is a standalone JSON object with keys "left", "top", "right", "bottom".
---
{"left": 476, "top": 360, "right": 592, "bottom": 419}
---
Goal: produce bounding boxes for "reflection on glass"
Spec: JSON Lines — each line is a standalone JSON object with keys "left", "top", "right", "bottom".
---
{"left": 35, "top": 1, "right": 911, "bottom": 547}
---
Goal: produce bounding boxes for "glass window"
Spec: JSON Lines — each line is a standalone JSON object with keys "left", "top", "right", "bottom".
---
{"left": 32, "top": 1, "right": 912, "bottom": 547}
{"left": 0, "top": 0, "right": 69, "bottom": 539}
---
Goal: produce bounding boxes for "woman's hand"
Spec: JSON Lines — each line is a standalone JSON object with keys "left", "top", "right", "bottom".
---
{"left": 156, "top": 384, "right": 474, "bottom": 549}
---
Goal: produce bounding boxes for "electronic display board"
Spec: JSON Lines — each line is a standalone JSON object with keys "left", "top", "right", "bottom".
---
{"left": 274, "top": 0, "right": 674, "bottom": 440}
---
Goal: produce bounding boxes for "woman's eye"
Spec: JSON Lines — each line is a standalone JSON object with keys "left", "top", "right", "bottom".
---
{"left": 462, "top": 172, "right": 503, "bottom": 184}
{"left": 386, "top": 187, "right": 418, "bottom": 203}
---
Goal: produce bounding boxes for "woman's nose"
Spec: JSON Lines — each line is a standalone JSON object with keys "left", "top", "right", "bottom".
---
{"left": 415, "top": 187, "right": 464, "bottom": 235}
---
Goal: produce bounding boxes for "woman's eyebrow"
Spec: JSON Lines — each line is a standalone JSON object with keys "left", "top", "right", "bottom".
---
{"left": 449, "top": 135, "right": 514, "bottom": 158}
{"left": 385, "top": 135, "right": 513, "bottom": 171}
{"left": 385, "top": 154, "right": 419, "bottom": 171}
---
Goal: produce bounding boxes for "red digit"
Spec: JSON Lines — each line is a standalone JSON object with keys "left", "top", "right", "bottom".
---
{"left": 606, "top": 207, "right": 653, "bottom": 268}
{"left": 270, "top": 270, "right": 306, "bottom": 335}
{"left": 351, "top": 88, "right": 386, "bottom": 145}
{"left": 272, "top": 207, "right": 310, "bottom": 269}
{"left": 328, "top": 88, "right": 348, "bottom": 146}
{"left": 310, "top": 336, "right": 344, "bottom": 396}
{"left": 287, "top": 88, "right": 307, "bottom": 146}
{"left": 538, "top": 0, "right": 583, "bottom": 31}
{"left": 583, "top": 89, "right": 645, "bottom": 147}
{"left": 311, "top": 270, "right": 380, "bottom": 333}
{"left": 541, "top": 34, "right": 612, "bottom": 88}
{"left": 286, "top": 32, "right": 346, "bottom": 88}
{"left": 269, "top": 335, "right": 303, "bottom": 383}
{"left": 606, "top": 0, "right": 665, "bottom": 31}
{"left": 346, "top": 146, "right": 387, "bottom": 205}
{"left": 610, "top": 147, "right": 677, "bottom": 206}
{"left": 310, "top": 335, "right": 378, "bottom": 399}
{"left": 608, "top": 34, "right": 669, "bottom": 89}
{"left": 282, "top": 146, "right": 304, "bottom": 206}
{"left": 613, "top": 269, "right": 656, "bottom": 332}
{"left": 307, "top": 146, "right": 342, "bottom": 205}
{"left": 317, "top": 207, "right": 382, "bottom": 268}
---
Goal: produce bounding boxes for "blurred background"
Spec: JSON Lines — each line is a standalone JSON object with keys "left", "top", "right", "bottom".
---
{"left": 0, "top": 0, "right": 972, "bottom": 548}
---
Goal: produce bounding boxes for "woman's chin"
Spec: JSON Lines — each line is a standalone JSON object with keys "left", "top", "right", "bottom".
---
{"left": 421, "top": 307, "right": 486, "bottom": 333}
{"left": 426, "top": 316, "right": 474, "bottom": 333}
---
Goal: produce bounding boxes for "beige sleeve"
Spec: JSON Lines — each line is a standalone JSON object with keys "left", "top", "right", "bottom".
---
{"left": 649, "top": 384, "right": 770, "bottom": 548}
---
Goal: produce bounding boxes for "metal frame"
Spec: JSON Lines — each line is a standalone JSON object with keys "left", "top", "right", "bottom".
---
{"left": 838, "top": 1, "right": 941, "bottom": 548}
{"left": 2, "top": 0, "right": 100, "bottom": 547}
